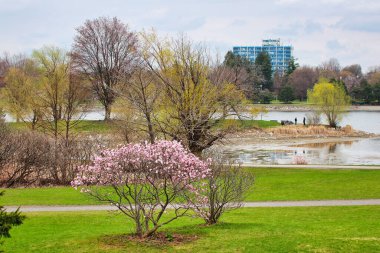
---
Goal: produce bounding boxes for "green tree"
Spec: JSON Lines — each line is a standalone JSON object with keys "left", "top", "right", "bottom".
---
{"left": 278, "top": 85, "right": 295, "bottom": 103}
{"left": 224, "top": 51, "right": 251, "bottom": 69}
{"left": 307, "top": 79, "right": 351, "bottom": 128}
{"left": 286, "top": 57, "right": 299, "bottom": 76}
{"left": 0, "top": 191, "right": 25, "bottom": 250}
{"left": 33, "top": 46, "right": 70, "bottom": 140}
{"left": 373, "top": 83, "right": 380, "bottom": 103}
{"left": 255, "top": 51, "right": 272, "bottom": 90}
{"left": 350, "top": 80, "right": 374, "bottom": 104}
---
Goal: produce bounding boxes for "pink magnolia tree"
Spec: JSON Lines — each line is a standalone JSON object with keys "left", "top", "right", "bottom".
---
{"left": 71, "top": 140, "right": 209, "bottom": 238}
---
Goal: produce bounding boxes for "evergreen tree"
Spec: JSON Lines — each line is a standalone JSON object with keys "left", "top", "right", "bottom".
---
{"left": 0, "top": 191, "right": 25, "bottom": 250}
{"left": 223, "top": 51, "right": 253, "bottom": 70}
{"left": 278, "top": 85, "right": 295, "bottom": 103}
{"left": 255, "top": 51, "right": 272, "bottom": 90}
{"left": 373, "top": 84, "right": 380, "bottom": 103}
{"left": 286, "top": 57, "right": 299, "bottom": 76}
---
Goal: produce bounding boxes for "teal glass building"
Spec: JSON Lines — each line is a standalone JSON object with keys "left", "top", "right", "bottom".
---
{"left": 233, "top": 39, "right": 293, "bottom": 73}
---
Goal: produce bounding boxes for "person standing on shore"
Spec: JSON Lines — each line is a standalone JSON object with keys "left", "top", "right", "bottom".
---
{"left": 303, "top": 117, "right": 306, "bottom": 126}
{"left": 295, "top": 117, "right": 297, "bottom": 125}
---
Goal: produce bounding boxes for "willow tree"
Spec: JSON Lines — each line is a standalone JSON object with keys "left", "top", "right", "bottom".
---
{"left": 141, "top": 33, "right": 245, "bottom": 153}
{"left": 0, "top": 56, "right": 42, "bottom": 128}
{"left": 71, "top": 17, "right": 139, "bottom": 120}
{"left": 307, "top": 79, "right": 351, "bottom": 128}
{"left": 2, "top": 66, "right": 40, "bottom": 126}
{"left": 33, "top": 46, "right": 70, "bottom": 140}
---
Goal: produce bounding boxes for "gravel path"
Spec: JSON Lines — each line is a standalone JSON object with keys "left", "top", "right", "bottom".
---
{"left": 5, "top": 199, "right": 380, "bottom": 212}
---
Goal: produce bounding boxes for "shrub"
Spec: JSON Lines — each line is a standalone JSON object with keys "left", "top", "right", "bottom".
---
{"left": 0, "top": 191, "right": 25, "bottom": 250}
{"left": 0, "top": 125, "right": 51, "bottom": 187}
{"left": 72, "top": 140, "right": 210, "bottom": 238}
{"left": 190, "top": 157, "right": 254, "bottom": 225}
{"left": 293, "top": 155, "right": 308, "bottom": 165}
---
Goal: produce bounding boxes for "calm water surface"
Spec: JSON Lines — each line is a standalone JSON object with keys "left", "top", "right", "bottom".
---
{"left": 222, "top": 138, "right": 380, "bottom": 165}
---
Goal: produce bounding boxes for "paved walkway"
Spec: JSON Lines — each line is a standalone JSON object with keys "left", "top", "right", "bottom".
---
{"left": 240, "top": 164, "right": 380, "bottom": 170}
{"left": 5, "top": 199, "right": 380, "bottom": 212}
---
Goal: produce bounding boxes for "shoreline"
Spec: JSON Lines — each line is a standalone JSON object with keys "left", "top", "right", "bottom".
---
{"left": 252, "top": 104, "right": 380, "bottom": 112}
{"left": 222, "top": 124, "right": 379, "bottom": 148}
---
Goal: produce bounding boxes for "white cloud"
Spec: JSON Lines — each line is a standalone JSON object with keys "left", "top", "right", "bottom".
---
{"left": 0, "top": 0, "right": 379, "bottom": 71}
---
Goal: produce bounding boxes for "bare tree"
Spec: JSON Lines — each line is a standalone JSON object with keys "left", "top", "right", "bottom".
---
{"left": 117, "top": 66, "right": 161, "bottom": 144}
{"left": 190, "top": 156, "right": 254, "bottom": 225}
{"left": 71, "top": 17, "right": 139, "bottom": 120}
{"left": 61, "top": 70, "right": 91, "bottom": 146}
{"left": 0, "top": 124, "right": 51, "bottom": 188}
{"left": 318, "top": 58, "right": 341, "bottom": 80}
{"left": 288, "top": 66, "right": 319, "bottom": 100}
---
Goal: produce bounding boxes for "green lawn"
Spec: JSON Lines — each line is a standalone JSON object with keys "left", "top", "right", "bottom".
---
{"left": 2, "top": 168, "right": 380, "bottom": 206}
{"left": 7, "top": 120, "right": 116, "bottom": 134}
{"left": 4, "top": 206, "right": 380, "bottom": 252}
{"left": 246, "top": 168, "right": 380, "bottom": 201}
{"left": 216, "top": 119, "right": 280, "bottom": 129}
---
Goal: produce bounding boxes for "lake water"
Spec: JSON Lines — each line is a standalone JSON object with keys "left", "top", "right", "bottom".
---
{"left": 225, "top": 110, "right": 380, "bottom": 165}
{"left": 222, "top": 138, "right": 380, "bottom": 165}
{"left": 258, "top": 111, "right": 380, "bottom": 134}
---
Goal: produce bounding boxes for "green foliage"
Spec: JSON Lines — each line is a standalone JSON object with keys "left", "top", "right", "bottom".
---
{"left": 307, "top": 79, "right": 351, "bottom": 127}
{"left": 255, "top": 51, "right": 272, "bottom": 90}
{"left": 223, "top": 51, "right": 251, "bottom": 69}
{"left": 278, "top": 85, "right": 295, "bottom": 103}
{"left": 257, "top": 90, "right": 274, "bottom": 104}
{"left": 0, "top": 191, "right": 25, "bottom": 249}
{"left": 351, "top": 80, "right": 375, "bottom": 104}
{"left": 7, "top": 120, "right": 115, "bottom": 134}
{"left": 373, "top": 83, "right": 380, "bottom": 103}
{"left": 286, "top": 57, "right": 299, "bottom": 76}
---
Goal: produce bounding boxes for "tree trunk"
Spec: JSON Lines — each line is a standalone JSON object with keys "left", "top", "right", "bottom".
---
{"left": 104, "top": 104, "right": 111, "bottom": 121}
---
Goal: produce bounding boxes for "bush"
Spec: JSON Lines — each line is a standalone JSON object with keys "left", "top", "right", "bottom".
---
{"left": 0, "top": 120, "right": 102, "bottom": 187}
{"left": 257, "top": 90, "right": 274, "bottom": 104}
{"left": 306, "top": 110, "right": 321, "bottom": 125}
{"left": 190, "top": 156, "right": 254, "bottom": 225}
{"left": 0, "top": 125, "right": 51, "bottom": 187}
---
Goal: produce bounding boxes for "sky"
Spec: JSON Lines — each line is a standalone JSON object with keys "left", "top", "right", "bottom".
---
{"left": 1, "top": 0, "right": 380, "bottom": 72}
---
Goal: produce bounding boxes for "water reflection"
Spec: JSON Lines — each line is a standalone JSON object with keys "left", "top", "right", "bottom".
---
{"left": 222, "top": 138, "right": 380, "bottom": 165}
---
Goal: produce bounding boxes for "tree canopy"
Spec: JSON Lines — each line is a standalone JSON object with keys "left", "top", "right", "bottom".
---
{"left": 255, "top": 51, "right": 272, "bottom": 90}
{"left": 307, "top": 79, "right": 351, "bottom": 128}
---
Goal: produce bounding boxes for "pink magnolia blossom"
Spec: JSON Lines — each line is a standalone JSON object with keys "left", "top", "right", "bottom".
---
{"left": 72, "top": 140, "right": 210, "bottom": 188}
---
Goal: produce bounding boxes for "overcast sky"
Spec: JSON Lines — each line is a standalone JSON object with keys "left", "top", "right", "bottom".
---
{"left": 1, "top": 0, "right": 380, "bottom": 72}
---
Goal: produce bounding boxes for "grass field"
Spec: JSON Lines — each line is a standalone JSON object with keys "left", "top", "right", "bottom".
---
{"left": 7, "top": 120, "right": 115, "bottom": 134}
{"left": 216, "top": 119, "right": 280, "bottom": 129}
{"left": 7, "top": 118, "right": 279, "bottom": 135}
{"left": 2, "top": 168, "right": 380, "bottom": 206}
{"left": 4, "top": 206, "right": 380, "bottom": 252}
